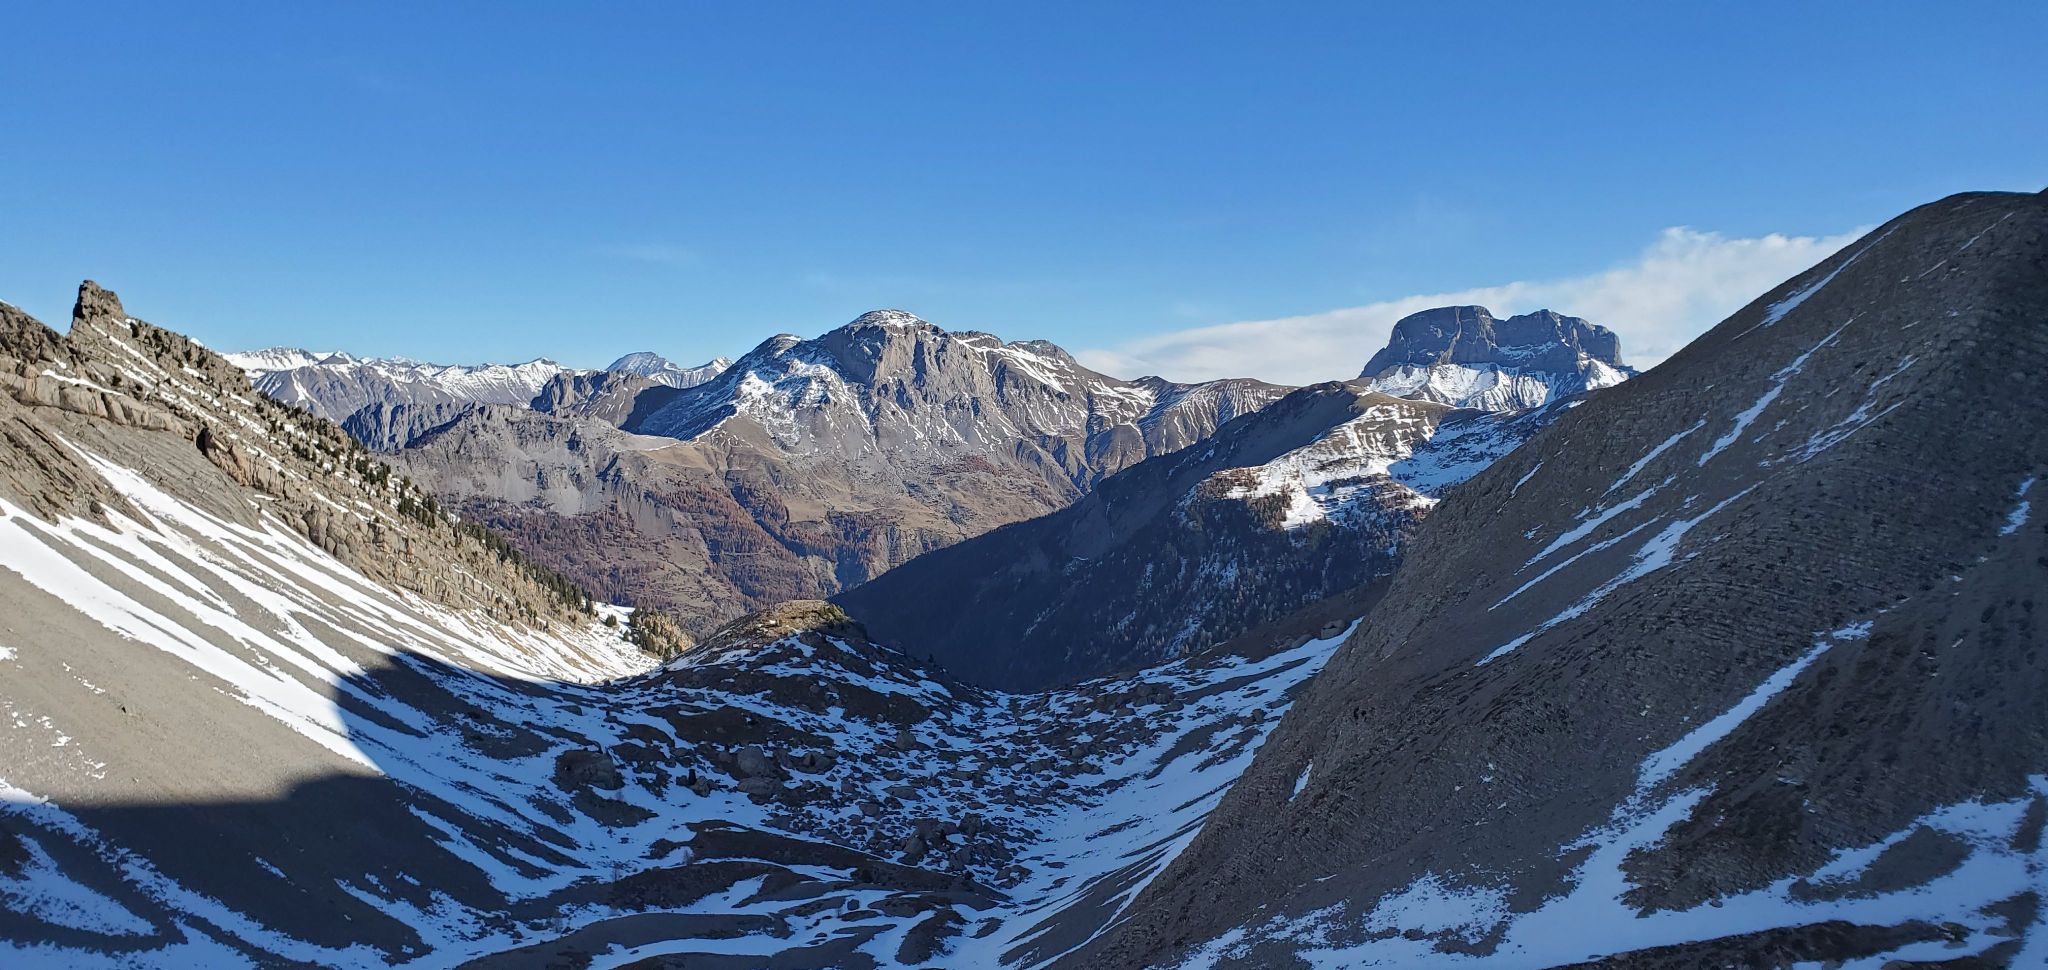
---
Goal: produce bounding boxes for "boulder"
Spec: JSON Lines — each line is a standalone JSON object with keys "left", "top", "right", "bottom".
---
{"left": 733, "top": 744, "right": 778, "bottom": 779}
{"left": 552, "top": 748, "right": 623, "bottom": 792}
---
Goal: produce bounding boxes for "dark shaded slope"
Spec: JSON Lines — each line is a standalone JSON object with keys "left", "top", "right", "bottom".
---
{"left": 839, "top": 384, "right": 1565, "bottom": 691}
{"left": 1075, "top": 190, "right": 2048, "bottom": 967}
{"left": 836, "top": 384, "right": 1392, "bottom": 690}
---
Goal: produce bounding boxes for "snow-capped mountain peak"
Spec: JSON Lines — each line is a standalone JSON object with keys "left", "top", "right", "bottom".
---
{"left": 603, "top": 350, "right": 731, "bottom": 388}
{"left": 627, "top": 310, "right": 1294, "bottom": 479}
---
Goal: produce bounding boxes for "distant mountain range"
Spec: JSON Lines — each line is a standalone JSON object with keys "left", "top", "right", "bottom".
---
{"left": 221, "top": 305, "right": 1630, "bottom": 645}
{"left": 223, "top": 346, "right": 730, "bottom": 428}
{"left": 390, "top": 310, "right": 1296, "bottom": 632}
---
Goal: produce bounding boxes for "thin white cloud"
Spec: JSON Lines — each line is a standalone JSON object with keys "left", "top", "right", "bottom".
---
{"left": 1077, "top": 226, "right": 1871, "bottom": 385}
{"left": 603, "top": 243, "right": 702, "bottom": 268}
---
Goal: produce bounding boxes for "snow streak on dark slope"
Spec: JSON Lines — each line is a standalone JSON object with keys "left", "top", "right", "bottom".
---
{"left": 0, "top": 492, "right": 1342, "bottom": 968}
{"left": 840, "top": 383, "right": 1568, "bottom": 691}
{"left": 1075, "top": 190, "right": 2048, "bottom": 968}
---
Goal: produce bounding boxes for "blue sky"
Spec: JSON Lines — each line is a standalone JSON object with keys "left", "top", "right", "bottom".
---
{"left": 3, "top": 2, "right": 2043, "bottom": 383}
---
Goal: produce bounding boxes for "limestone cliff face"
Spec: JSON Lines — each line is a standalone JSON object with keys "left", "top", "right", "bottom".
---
{"left": 1360, "top": 305, "right": 1634, "bottom": 410}
{"left": 1361, "top": 305, "right": 1625, "bottom": 375}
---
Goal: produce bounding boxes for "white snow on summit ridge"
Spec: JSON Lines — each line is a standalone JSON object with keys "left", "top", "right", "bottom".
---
{"left": 604, "top": 351, "right": 731, "bottom": 389}
{"left": 225, "top": 346, "right": 729, "bottom": 420}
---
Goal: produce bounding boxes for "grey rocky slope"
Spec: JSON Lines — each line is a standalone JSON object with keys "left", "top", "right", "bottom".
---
{"left": 387, "top": 310, "right": 1295, "bottom": 634}
{"left": 1072, "top": 190, "right": 2048, "bottom": 968}
{"left": 839, "top": 379, "right": 1569, "bottom": 691}
{"left": 1361, "top": 305, "right": 1633, "bottom": 410}
{"left": 0, "top": 287, "right": 1355, "bottom": 965}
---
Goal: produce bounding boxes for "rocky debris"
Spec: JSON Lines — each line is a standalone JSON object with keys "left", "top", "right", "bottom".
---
{"left": 898, "top": 906, "right": 968, "bottom": 965}
{"left": 785, "top": 750, "right": 835, "bottom": 774}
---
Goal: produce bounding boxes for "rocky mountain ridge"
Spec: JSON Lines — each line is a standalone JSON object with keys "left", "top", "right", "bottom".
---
{"left": 2, "top": 283, "right": 595, "bottom": 627}
{"left": 225, "top": 303, "right": 1627, "bottom": 648}
{"left": 624, "top": 309, "right": 1291, "bottom": 487}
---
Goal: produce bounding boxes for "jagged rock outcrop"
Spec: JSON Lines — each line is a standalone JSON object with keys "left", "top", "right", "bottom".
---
{"left": 1362, "top": 305, "right": 1634, "bottom": 410}
{"left": 1072, "top": 190, "right": 2048, "bottom": 968}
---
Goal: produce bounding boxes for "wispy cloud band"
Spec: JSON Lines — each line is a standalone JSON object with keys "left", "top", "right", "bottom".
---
{"left": 1077, "top": 226, "right": 1870, "bottom": 385}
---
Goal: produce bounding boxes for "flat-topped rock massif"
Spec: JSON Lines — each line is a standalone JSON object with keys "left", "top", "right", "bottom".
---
{"left": 1361, "top": 305, "right": 1634, "bottom": 411}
